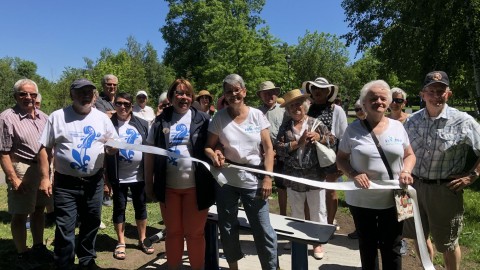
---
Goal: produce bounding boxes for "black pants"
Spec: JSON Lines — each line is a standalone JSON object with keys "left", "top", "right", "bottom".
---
{"left": 349, "top": 205, "right": 403, "bottom": 270}
{"left": 111, "top": 181, "right": 147, "bottom": 223}
{"left": 53, "top": 172, "right": 103, "bottom": 270}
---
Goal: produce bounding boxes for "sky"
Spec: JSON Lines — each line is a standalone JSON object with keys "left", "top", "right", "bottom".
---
{"left": 0, "top": 0, "right": 356, "bottom": 82}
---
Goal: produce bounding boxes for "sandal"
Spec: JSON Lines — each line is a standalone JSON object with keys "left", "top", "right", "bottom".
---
{"left": 139, "top": 241, "right": 155, "bottom": 255}
{"left": 113, "top": 243, "right": 126, "bottom": 260}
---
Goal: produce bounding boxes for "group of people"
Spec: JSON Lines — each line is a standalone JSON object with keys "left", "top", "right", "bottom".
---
{"left": 1, "top": 70, "right": 478, "bottom": 270}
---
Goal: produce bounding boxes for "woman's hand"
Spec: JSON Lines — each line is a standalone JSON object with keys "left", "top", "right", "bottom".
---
{"left": 306, "top": 131, "right": 320, "bottom": 144}
{"left": 210, "top": 150, "right": 225, "bottom": 167}
{"left": 260, "top": 176, "right": 273, "bottom": 199}
{"left": 399, "top": 170, "right": 414, "bottom": 187}
{"left": 353, "top": 172, "right": 370, "bottom": 189}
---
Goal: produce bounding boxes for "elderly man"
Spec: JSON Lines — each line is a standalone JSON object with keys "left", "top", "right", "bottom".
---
{"left": 95, "top": 74, "right": 118, "bottom": 117}
{"left": 0, "top": 79, "right": 53, "bottom": 269}
{"left": 404, "top": 71, "right": 480, "bottom": 270}
{"left": 133, "top": 90, "right": 156, "bottom": 125}
{"left": 38, "top": 79, "right": 118, "bottom": 270}
{"left": 256, "top": 81, "right": 289, "bottom": 218}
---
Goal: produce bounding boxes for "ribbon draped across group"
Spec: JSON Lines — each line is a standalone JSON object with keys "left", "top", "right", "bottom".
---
{"left": 106, "top": 139, "right": 434, "bottom": 270}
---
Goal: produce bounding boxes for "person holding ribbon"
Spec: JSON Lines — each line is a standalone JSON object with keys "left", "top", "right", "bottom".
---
{"left": 145, "top": 79, "right": 215, "bottom": 270}
{"left": 336, "top": 80, "right": 416, "bottom": 270}
{"left": 275, "top": 89, "right": 334, "bottom": 260}
{"left": 105, "top": 92, "right": 152, "bottom": 260}
{"left": 205, "top": 74, "right": 277, "bottom": 270}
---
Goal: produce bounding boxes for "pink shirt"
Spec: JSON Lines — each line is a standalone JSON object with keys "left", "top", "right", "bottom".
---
{"left": 0, "top": 105, "right": 48, "bottom": 160}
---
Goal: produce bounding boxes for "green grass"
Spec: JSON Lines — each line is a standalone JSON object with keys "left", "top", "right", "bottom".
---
{"left": 0, "top": 185, "right": 163, "bottom": 269}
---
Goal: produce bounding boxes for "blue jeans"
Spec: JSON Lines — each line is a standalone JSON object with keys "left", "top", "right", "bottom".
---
{"left": 53, "top": 172, "right": 103, "bottom": 269}
{"left": 215, "top": 183, "right": 277, "bottom": 270}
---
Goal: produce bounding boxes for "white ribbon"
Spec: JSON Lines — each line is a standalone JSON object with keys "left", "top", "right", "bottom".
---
{"left": 106, "top": 139, "right": 434, "bottom": 270}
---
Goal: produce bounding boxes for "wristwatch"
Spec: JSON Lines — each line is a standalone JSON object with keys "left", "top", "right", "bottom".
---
{"left": 469, "top": 169, "right": 480, "bottom": 178}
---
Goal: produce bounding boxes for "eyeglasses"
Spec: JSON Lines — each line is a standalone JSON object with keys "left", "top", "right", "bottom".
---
{"left": 224, "top": 87, "right": 243, "bottom": 95}
{"left": 423, "top": 88, "right": 447, "bottom": 96}
{"left": 159, "top": 102, "right": 171, "bottom": 109}
{"left": 17, "top": 92, "right": 38, "bottom": 99}
{"left": 392, "top": 98, "right": 405, "bottom": 104}
{"left": 105, "top": 83, "right": 118, "bottom": 87}
{"left": 354, "top": 108, "right": 363, "bottom": 112}
{"left": 174, "top": 90, "right": 192, "bottom": 98}
{"left": 114, "top": 101, "right": 132, "bottom": 108}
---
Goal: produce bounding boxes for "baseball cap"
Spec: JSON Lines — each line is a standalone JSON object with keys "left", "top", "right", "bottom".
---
{"left": 70, "top": 79, "right": 96, "bottom": 90}
{"left": 423, "top": 71, "right": 449, "bottom": 89}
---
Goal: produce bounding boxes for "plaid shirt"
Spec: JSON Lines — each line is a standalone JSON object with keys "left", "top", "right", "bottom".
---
{"left": 405, "top": 104, "right": 480, "bottom": 179}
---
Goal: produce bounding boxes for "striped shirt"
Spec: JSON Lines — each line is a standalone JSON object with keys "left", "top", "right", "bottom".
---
{"left": 404, "top": 104, "right": 480, "bottom": 179}
{"left": 0, "top": 105, "right": 48, "bottom": 160}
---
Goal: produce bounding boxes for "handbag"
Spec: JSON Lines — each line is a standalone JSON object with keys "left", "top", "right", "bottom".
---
{"left": 311, "top": 119, "right": 336, "bottom": 167}
{"left": 363, "top": 120, "right": 414, "bottom": 221}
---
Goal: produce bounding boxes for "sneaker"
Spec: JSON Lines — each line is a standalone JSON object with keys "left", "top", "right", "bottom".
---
{"left": 99, "top": 221, "right": 106, "bottom": 230}
{"left": 15, "top": 252, "right": 41, "bottom": 270}
{"left": 400, "top": 239, "right": 408, "bottom": 256}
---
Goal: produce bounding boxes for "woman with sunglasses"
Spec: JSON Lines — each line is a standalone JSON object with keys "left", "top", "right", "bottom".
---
{"left": 387, "top": 88, "right": 410, "bottom": 123}
{"left": 105, "top": 93, "right": 152, "bottom": 260}
{"left": 354, "top": 99, "right": 367, "bottom": 120}
{"left": 145, "top": 79, "right": 215, "bottom": 270}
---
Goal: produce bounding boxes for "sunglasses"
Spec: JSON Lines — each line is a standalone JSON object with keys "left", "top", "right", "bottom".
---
{"left": 159, "top": 103, "right": 171, "bottom": 109}
{"left": 17, "top": 91, "right": 38, "bottom": 99}
{"left": 354, "top": 108, "right": 363, "bottom": 112}
{"left": 392, "top": 98, "right": 405, "bottom": 104}
{"left": 114, "top": 101, "right": 132, "bottom": 108}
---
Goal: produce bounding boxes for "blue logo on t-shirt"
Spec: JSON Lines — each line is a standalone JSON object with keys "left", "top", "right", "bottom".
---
{"left": 168, "top": 124, "right": 189, "bottom": 166}
{"left": 119, "top": 128, "right": 139, "bottom": 163}
{"left": 70, "top": 126, "right": 101, "bottom": 172}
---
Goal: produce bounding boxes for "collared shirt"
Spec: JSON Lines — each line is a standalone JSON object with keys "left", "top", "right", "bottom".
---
{"left": 405, "top": 104, "right": 480, "bottom": 179}
{"left": 258, "top": 103, "right": 289, "bottom": 142}
{"left": 94, "top": 93, "right": 115, "bottom": 113}
{"left": 132, "top": 104, "right": 156, "bottom": 125}
{"left": 0, "top": 105, "right": 48, "bottom": 160}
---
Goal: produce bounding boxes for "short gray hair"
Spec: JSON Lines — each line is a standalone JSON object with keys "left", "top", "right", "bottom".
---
{"left": 13, "top": 79, "right": 38, "bottom": 94}
{"left": 391, "top": 87, "right": 407, "bottom": 99}
{"left": 36, "top": 93, "right": 42, "bottom": 102}
{"left": 102, "top": 74, "right": 118, "bottom": 84}
{"left": 359, "top": 80, "right": 391, "bottom": 110}
{"left": 158, "top": 91, "right": 168, "bottom": 103}
{"left": 223, "top": 74, "right": 245, "bottom": 90}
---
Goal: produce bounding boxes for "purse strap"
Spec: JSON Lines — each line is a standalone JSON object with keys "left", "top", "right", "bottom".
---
{"left": 363, "top": 119, "right": 394, "bottom": 180}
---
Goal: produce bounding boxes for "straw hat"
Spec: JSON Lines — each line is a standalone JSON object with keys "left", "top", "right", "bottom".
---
{"left": 256, "top": 81, "right": 280, "bottom": 97}
{"left": 276, "top": 97, "right": 285, "bottom": 105}
{"left": 302, "top": 77, "right": 339, "bottom": 102}
{"left": 196, "top": 90, "right": 213, "bottom": 102}
{"left": 280, "top": 89, "right": 311, "bottom": 108}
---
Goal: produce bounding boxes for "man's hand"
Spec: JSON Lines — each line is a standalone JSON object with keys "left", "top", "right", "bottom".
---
{"left": 447, "top": 174, "right": 476, "bottom": 192}
{"left": 9, "top": 175, "right": 26, "bottom": 193}
{"left": 353, "top": 172, "right": 370, "bottom": 189}
{"left": 39, "top": 177, "right": 52, "bottom": 197}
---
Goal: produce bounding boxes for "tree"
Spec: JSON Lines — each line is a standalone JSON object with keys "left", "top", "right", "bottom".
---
{"left": 291, "top": 31, "right": 349, "bottom": 91}
{"left": 341, "top": 0, "right": 480, "bottom": 112}
{"left": 161, "top": 0, "right": 286, "bottom": 106}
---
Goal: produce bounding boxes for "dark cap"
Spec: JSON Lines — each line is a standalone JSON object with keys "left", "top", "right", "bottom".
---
{"left": 423, "top": 71, "right": 449, "bottom": 89}
{"left": 70, "top": 79, "right": 96, "bottom": 90}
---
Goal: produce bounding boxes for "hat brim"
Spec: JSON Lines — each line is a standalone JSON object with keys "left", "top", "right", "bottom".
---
{"left": 302, "top": 81, "right": 339, "bottom": 102}
{"left": 280, "top": 94, "right": 311, "bottom": 108}
{"left": 423, "top": 81, "right": 449, "bottom": 89}
{"left": 256, "top": 87, "right": 280, "bottom": 97}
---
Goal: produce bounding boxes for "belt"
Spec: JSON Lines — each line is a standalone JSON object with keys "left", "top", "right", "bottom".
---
{"left": 412, "top": 175, "right": 453, "bottom": 184}
{"left": 12, "top": 156, "right": 37, "bottom": 164}
{"left": 54, "top": 170, "right": 103, "bottom": 189}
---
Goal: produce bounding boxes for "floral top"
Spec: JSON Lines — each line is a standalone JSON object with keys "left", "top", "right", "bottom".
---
{"left": 276, "top": 116, "right": 333, "bottom": 192}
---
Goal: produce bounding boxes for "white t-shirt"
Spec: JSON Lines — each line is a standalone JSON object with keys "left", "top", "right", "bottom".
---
{"left": 117, "top": 120, "right": 143, "bottom": 183}
{"left": 339, "top": 119, "right": 410, "bottom": 209}
{"left": 133, "top": 104, "right": 156, "bottom": 125}
{"left": 146, "top": 110, "right": 195, "bottom": 189}
{"left": 208, "top": 107, "right": 270, "bottom": 189}
{"left": 40, "top": 107, "right": 118, "bottom": 177}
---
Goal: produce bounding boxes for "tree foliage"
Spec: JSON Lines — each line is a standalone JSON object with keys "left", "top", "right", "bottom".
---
{"left": 341, "top": 0, "right": 480, "bottom": 104}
